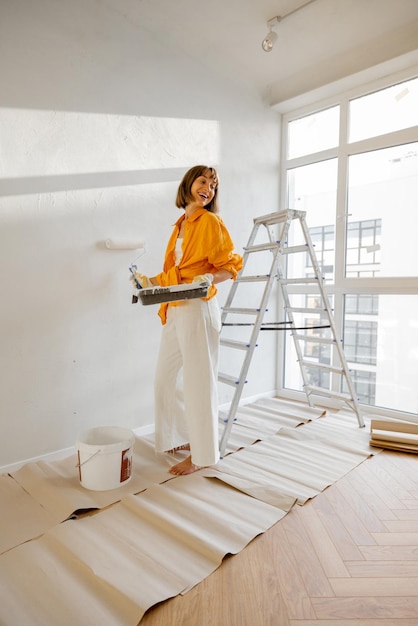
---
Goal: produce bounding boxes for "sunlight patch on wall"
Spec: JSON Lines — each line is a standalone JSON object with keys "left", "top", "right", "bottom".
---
{"left": 0, "top": 109, "right": 220, "bottom": 178}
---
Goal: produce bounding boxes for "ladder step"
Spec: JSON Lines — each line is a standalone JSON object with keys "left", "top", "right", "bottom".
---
{"left": 304, "top": 385, "right": 356, "bottom": 402}
{"left": 222, "top": 307, "right": 263, "bottom": 315}
{"left": 218, "top": 373, "right": 247, "bottom": 386}
{"left": 253, "top": 209, "right": 305, "bottom": 226}
{"left": 292, "top": 333, "right": 335, "bottom": 344}
{"left": 279, "top": 277, "right": 320, "bottom": 285}
{"left": 220, "top": 338, "right": 251, "bottom": 350}
{"left": 299, "top": 360, "right": 347, "bottom": 374}
{"left": 236, "top": 274, "right": 270, "bottom": 283}
{"left": 282, "top": 244, "right": 310, "bottom": 254}
{"left": 244, "top": 242, "right": 280, "bottom": 253}
{"left": 286, "top": 306, "right": 329, "bottom": 314}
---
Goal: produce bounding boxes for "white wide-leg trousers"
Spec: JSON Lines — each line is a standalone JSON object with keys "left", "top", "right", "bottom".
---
{"left": 154, "top": 297, "right": 221, "bottom": 467}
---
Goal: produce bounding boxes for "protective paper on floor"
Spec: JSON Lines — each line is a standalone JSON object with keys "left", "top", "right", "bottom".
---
{"left": 0, "top": 399, "right": 337, "bottom": 558}
{"left": 0, "top": 474, "right": 62, "bottom": 555}
{"left": 0, "top": 475, "right": 286, "bottom": 626}
{"left": 302, "top": 409, "right": 374, "bottom": 451}
{"left": 254, "top": 396, "right": 326, "bottom": 421}
{"left": 203, "top": 413, "right": 377, "bottom": 506}
{"left": 220, "top": 396, "right": 325, "bottom": 453}
{"left": 6, "top": 398, "right": 322, "bottom": 536}
{"left": 0, "top": 404, "right": 375, "bottom": 626}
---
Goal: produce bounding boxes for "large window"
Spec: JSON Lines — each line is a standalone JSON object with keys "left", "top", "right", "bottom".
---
{"left": 281, "top": 73, "right": 418, "bottom": 418}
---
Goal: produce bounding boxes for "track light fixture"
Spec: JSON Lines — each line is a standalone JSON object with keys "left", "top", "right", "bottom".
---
{"left": 261, "top": 0, "right": 319, "bottom": 52}
{"left": 261, "top": 16, "right": 281, "bottom": 52}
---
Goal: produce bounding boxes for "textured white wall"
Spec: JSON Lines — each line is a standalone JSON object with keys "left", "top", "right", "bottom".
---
{"left": 0, "top": 0, "right": 280, "bottom": 469}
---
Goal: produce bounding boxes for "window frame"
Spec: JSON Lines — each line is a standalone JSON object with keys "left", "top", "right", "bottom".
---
{"left": 278, "top": 65, "right": 418, "bottom": 423}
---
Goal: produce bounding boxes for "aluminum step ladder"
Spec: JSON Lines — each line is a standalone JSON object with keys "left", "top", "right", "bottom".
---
{"left": 218, "top": 209, "right": 365, "bottom": 457}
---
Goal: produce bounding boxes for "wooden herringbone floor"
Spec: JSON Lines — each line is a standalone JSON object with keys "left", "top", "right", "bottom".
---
{"left": 140, "top": 449, "right": 418, "bottom": 626}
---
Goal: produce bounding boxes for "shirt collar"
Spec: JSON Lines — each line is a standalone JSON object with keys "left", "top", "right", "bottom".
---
{"left": 174, "top": 207, "right": 207, "bottom": 227}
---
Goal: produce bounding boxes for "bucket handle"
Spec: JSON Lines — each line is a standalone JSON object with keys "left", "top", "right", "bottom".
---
{"left": 76, "top": 449, "right": 101, "bottom": 468}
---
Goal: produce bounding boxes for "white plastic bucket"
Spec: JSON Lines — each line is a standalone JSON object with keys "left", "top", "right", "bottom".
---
{"left": 77, "top": 426, "right": 135, "bottom": 491}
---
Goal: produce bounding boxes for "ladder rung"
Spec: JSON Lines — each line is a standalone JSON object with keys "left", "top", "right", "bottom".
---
{"left": 223, "top": 307, "right": 262, "bottom": 315}
{"left": 286, "top": 307, "right": 329, "bottom": 314}
{"left": 253, "top": 210, "right": 305, "bottom": 226}
{"left": 299, "top": 360, "right": 346, "bottom": 374}
{"left": 304, "top": 385, "right": 356, "bottom": 402}
{"left": 244, "top": 242, "right": 280, "bottom": 253}
{"left": 282, "top": 244, "right": 309, "bottom": 254}
{"left": 218, "top": 373, "right": 247, "bottom": 386}
{"left": 220, "top": 338, "right": 251, "bottom": 350}
{"left": 279, "top": 277, "right": 320, "bottom": 285}
{"left": 236, "top": 275, "right": 270, "bottom": 283}
{"left": 292, "top": 333, "right": 335, "bottom": 344}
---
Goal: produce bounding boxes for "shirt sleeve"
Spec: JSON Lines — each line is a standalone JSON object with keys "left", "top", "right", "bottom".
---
{"left": 206, "top": 215, "right": 243, "bottom": 279}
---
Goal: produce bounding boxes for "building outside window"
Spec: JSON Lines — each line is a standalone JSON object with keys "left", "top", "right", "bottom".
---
{"left": 346, "top": 219, "right": 381, "bottom": 278}
{"left": 299, "top": 226, "right": 379, "bottom": 404}
{"left": 281, "top": 73, "right": 418, "bottom": 418}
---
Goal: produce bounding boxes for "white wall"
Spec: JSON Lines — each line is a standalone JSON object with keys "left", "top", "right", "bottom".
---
{"left": 0, "top": 0, "right": 280, "bottom": 469}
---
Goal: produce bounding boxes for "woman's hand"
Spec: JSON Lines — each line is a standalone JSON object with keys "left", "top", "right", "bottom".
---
{"left": 130, "top": 270, "right": 153, "bottom": 289}
{"left": 192, "top": 273, "right": 214, "bottom": 285}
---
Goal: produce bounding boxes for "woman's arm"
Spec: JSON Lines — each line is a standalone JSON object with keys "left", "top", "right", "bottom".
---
{"left": 211, "top": 269, "right": 233, "bottom": 284}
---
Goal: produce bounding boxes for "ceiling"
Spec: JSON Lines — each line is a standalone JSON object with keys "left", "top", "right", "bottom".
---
{"left": 100, "top": 0, "right": 418, "bottom": 110}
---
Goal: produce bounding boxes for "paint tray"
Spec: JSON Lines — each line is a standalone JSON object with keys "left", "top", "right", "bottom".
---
{"left": 138, "top": 281, "right": 209, "bottom": 305}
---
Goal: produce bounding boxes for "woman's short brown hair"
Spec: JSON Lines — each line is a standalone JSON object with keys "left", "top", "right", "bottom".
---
{"left": 175, "top": 165, "right": 219, "bottom": 214}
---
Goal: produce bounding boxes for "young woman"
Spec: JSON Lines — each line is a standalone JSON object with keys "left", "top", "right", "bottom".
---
{"left": 133, "top": 165, "right": 242, "bottom": 475}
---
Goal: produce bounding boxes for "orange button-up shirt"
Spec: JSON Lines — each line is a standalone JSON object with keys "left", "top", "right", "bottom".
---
{"left": 154, "top": 208, "right": 243, "bottom": 324}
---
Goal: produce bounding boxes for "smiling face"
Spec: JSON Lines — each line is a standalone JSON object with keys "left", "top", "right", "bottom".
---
{"left": 190, "top": 174, "right": 217, "bottom": 208}
{"left": 176, "top": 165, "right": 220, "bottom": 214}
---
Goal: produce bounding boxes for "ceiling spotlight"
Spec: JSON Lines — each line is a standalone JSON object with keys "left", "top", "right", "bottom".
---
{"left": 261, "top": 30, "right": 278, "bottom": 52}
{"left": 261, "top": 16, "right": 281, "bottom": 52}
{"left": 262, "top": 2, "right": 319, "bottom": 52}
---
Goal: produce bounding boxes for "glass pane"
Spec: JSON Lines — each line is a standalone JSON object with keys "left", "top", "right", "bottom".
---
{"left": 346, "top": 143, "right": 418, "bottom": 277}
{"left": 343, "top": 294, "right": 418, "bottom": 414}
{"left": 287, "top": 159, "right": 337, "bottom": 281}
{"left": 284, "top": 294, "right": 418, "bottom": 416}
{"left": 284, "top": 295, "right": 334, "bottom": 393}
{"left": 349, "top": 76, "right": 418, "bottom": 143}
{"left": 287, "top": 106, "right": 339, "bottom": 159}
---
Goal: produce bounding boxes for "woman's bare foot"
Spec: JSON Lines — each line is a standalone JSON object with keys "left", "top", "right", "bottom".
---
{"left": 169, "top": 455, "right": 203, "bottom": 475}
{"left": 165, "top": 443, "right": 190, "bottom": 454}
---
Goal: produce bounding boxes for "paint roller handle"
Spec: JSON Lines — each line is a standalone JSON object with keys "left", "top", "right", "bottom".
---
{"left": 129, "top": 265, "right": 141, "bottom": 304}
{"left": 129, "top": 265, "right": 152, "bottom": 304}
{"left": 129, "top": 265, "right": 142, "bottom": 290}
